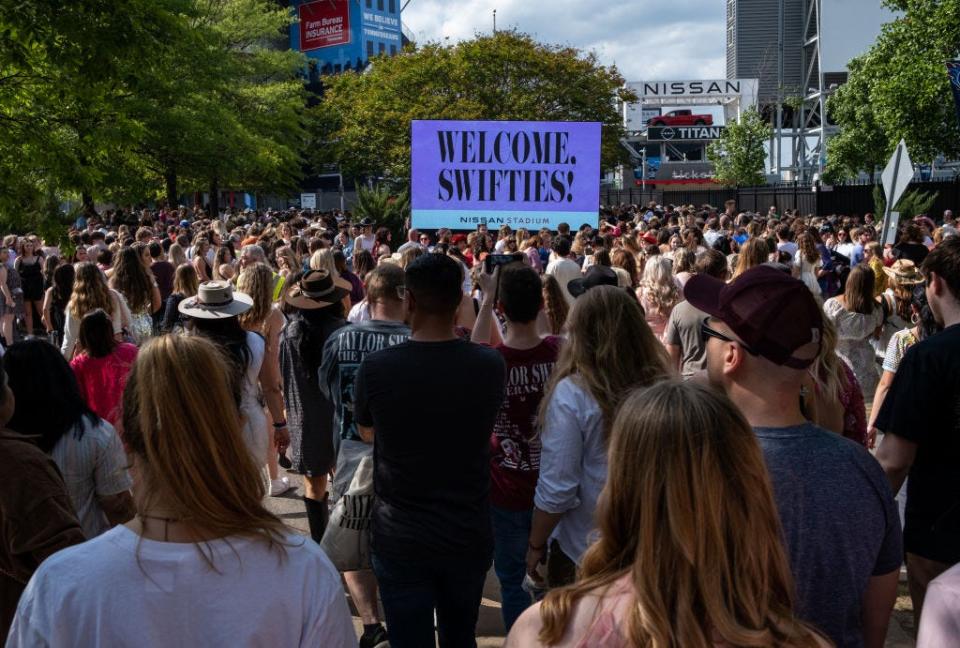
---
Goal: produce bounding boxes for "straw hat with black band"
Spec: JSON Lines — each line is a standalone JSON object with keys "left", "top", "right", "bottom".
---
{"left": 179, "top": 281, "right": 253, "bottom": 319}
{"left": 882, "top": 259, "right": 925, "bottom": 286}
{"left": 286, "top": 269, "right": 351, "bottom": 310}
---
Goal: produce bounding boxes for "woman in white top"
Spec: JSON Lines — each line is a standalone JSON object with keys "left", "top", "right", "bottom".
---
{"left": 237, "top": 263, "right": 290, "bottom": 497}
{"left": 823, "top": 265, "right": 884, "bottom": 397}
{"left": 526, "top": 285, "right": 669, "bottom": 588}
{"left": 7, "top": 335, "right": 354, "bottom": 648}
{"left": 4, "top": 339, "right": 133, "bottom": 538}
{"left": 793, "top": 232, "right": 824, "bottom": 304}
{"left": 61, "top": 262, "right": 132, "bottom": 359}
{"left": 179, "top": 281, "right": 282, "bottom": 492}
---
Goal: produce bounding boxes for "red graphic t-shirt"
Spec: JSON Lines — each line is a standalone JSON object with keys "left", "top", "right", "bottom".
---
{"left": 490, "top": 336, "right": 561, "bottom": 510}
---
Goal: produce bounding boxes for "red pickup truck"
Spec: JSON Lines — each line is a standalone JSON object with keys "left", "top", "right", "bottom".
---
{"left": 647, "top": 110, "right": 713, "bottom": 127}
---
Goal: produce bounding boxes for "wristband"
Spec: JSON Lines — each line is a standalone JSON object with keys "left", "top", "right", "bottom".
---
{"left": 273, "top": 421, "right": 288, "bottom": 429}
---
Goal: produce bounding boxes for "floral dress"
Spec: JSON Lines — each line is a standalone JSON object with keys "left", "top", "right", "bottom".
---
{"left": 823, "top": 297, "right": 884, "bottom": 397}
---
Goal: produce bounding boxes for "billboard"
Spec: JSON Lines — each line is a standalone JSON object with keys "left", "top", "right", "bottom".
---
{"left": 299, "top": 0, "right": 350, "bottom": 51}
{"left": 411, "top": 120, "right": 601, "bottom": 231}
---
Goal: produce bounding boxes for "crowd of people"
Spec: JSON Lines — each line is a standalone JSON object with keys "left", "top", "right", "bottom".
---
{"left": 1, "top": 198, "right": 959, "bottom": 648}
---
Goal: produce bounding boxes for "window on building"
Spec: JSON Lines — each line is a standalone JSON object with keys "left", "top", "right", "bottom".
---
{"left": 390, "top": 45, "right": 397, "bottom": 56}
{"left": 378, "top": 42, "right": 386, "bottom": 54}
{"left": 365, "top": 0, "right": 371, "bottom": 7}
{"left": 377, "top": 0, "right": 384, "bottom": 10}
{"left": 389, "top": 0, "right": 396, "bottom": 12}
{"left": 367, "top": 41, "right": 374, "bottom": 57}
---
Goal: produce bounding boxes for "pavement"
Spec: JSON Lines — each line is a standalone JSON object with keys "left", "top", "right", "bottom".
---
{"left": 266, "top": 479, "right": 915, "bottom": 648}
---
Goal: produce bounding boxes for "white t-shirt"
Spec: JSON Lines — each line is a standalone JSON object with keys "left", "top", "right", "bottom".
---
{"left": 8, "top": 526, "right": 355, "bottom": 648}
{"left": 545, "top": 258, "right": 582, "bottom": 307}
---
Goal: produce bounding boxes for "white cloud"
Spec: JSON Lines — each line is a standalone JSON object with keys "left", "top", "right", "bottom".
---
{"left": 400, "top": 0, "right": 726, "bottom": 82}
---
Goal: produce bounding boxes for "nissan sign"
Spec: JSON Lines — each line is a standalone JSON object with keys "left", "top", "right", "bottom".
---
{"left": 630, "top": 79, "right": 758, "bottom": 100}
{"left": 647, "top": 125, "right": 725, "bottom": 141}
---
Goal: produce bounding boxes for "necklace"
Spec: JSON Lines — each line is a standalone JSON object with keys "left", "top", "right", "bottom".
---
{"left": 138, "top": 513, "right": 184, "bottom": 542}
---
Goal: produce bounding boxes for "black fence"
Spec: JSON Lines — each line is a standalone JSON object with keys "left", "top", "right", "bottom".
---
{"left": 601, "top": 179, "right": 960, "bottom": 218}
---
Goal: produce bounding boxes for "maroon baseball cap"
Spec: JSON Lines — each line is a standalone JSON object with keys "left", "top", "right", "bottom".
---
{"left": 684, "top": 265, "right": 823, "bottom": 369}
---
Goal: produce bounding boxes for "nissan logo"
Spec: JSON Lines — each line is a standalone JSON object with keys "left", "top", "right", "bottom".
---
{"left": 661, "top": 127, "right": 675, "bottom": 140}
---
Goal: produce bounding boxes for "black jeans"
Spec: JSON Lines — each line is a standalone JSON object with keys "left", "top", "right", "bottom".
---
{"left": 371, "top": 550, "right": 492, "bottom": 648}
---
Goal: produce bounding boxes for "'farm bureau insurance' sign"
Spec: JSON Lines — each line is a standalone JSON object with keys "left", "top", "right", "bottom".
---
{"left": 411, "top": 120, "right": 601, "bottom": 231}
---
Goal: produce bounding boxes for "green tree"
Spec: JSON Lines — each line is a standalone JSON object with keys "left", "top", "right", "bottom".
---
{"left": 872, "top": 185, "right": 939, "bottom": 219}
{"left": 353, "top": 185, "right": 410, "bottom": 244}
{"left": 310, "top": 31, "right": 634, "bottom": 182}
{"left": 707, "top": 108, "right": 771, "bottom": 187}
{"left": 827, "top": 0, "right": 960, "bottom": 178}
{"left": 823, "top": 56, "right": 890, "bottom": 183}
{"left": 0, "top": 0, "right": 308, "bottom": 232}
{"left": 0, "top": 0, "right": 195, "bottom": 230}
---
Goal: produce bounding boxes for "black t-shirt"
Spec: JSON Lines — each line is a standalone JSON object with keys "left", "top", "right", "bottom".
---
{"left": 875, "top": 323, "right": 960, "bottom": 563}
{"left": 354, "top": 338, "right": 506, "bottom": 560}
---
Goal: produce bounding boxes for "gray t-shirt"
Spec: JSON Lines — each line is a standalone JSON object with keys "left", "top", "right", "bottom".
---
{"left": 663, "top": 300, "right": 707, "bottom": 378}
{"left": 320, "top": 319, "right": 410, "bottom": 498}
{"left": 753, "top": 423, "right": 902, "bottom": 648}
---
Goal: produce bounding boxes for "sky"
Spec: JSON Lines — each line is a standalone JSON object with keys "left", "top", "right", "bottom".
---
{"left": 400, "top": 0, "right": 727, "bottom": 83}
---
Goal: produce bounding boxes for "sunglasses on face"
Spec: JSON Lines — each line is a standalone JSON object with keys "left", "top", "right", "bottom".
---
{"left": 701, "top": 317, "right": 759, "bottom": 356}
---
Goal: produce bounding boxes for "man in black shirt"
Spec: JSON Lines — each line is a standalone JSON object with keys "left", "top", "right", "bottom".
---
{"left": 354, "top": 252, "right": 506, "bottom": 648}
{"left": 876, "top": 236, "right": 960, "bottom": 623}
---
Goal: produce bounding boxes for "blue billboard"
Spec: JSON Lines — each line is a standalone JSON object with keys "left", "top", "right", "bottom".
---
{"left": 289, "top": 0, "right": 402, "bottom": 73}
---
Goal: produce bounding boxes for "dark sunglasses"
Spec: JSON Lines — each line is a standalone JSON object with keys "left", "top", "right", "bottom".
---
{"left": 700, "top": 317, "right": 759, "bottom": 356}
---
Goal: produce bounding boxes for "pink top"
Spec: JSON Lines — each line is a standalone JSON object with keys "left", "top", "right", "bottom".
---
{"left": 70, "top": 343, "right": 138, "bottom": 427}
{"left": 506, "top": 574, "right": 823, "bottom": 648}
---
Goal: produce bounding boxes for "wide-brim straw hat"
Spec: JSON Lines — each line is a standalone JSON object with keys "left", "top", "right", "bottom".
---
{"left": 286, "top": 269, "right": 351, "bottom": 310}
{"left": 179, "top": 281, "right": 253, "bottom": 319}
{"left": 883, "top": 259, "right": 925, "bottom": 285}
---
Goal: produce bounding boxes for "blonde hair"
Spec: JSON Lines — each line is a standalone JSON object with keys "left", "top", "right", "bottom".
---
{"left": 309, "top": 248, "right": 338, "bottom": 276}
{"left": 237, "top": 262, "right": 275, "bottom": 332}
{"left": 639, "top": 256, "right": 679, "bottom": 316}
{"left": 69, "top": 262, "right": 113, "bottom": 320}
{"left": 811, "top": 316, "right": 848, "bottom": 405}
{"left": 539, "top": 381, "right": 823, "bottom": 648}
{"left": 121, "top": 335, "right": 288, "bottom": 563}
{"left": 169, "top": 243, "right": 188, "bottom": 268}
{"left": 539, "top": 285, "right": 668, "bottom": 440}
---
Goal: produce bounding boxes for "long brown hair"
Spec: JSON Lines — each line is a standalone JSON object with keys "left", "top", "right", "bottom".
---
{"left": 110, "top": 246, "right": 154, "bottom": 312}
{"left": 538, "top": 285, "right": 668, "bottom": 440}
{"left": 539, "top": 381, "right": 823, "bottom": 647}
{"left": 121, "top": 335, "right": 288, "bottom": 561}
{"left": 69, "top": 262, "right": 113, "bottom": 320}
{"left": 733, "top": 237, "right": 770, "bottom": 279}
{"left": 842, "top": 265, "right": 876, "bottom": 315}
{"left": 237, "top": 262, "right": 274, "bottom": 332}
{"left": 172, "top": 263, "right": 199, "bottom": 297}
{"left": 541, "top": 274, "right": 569, "bottom": 336}
{"left": 797, "top": 232, "right": 819, "bottom": 265}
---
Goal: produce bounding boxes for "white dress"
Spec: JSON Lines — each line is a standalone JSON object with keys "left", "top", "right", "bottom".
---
{"left": 240, "top": 331, "right": 268, "bottom": 489}
{"left": 794, "top": 251, "right": 823, "bottom": 303}
{"left": 823, "top": 298, "right": 883, "bottom": 396}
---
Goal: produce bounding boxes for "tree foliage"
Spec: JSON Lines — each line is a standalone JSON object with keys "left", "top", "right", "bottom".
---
{"left": 872, "top": 185, "right": 939, "bottom": 219}
{"left": 353, "top": 185, "right": 410, "bottom": 244}
{"left": 826, "top": 0, "right": 960, "bottom": 180}
{"left": 707, "top": 108, "right": 771, "bottom": 187}
{"left": 0, "top": 0, "right": 308, "bottom": 235}
{"left": 310, "top": 31, "right": 634, "bottom": 182}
